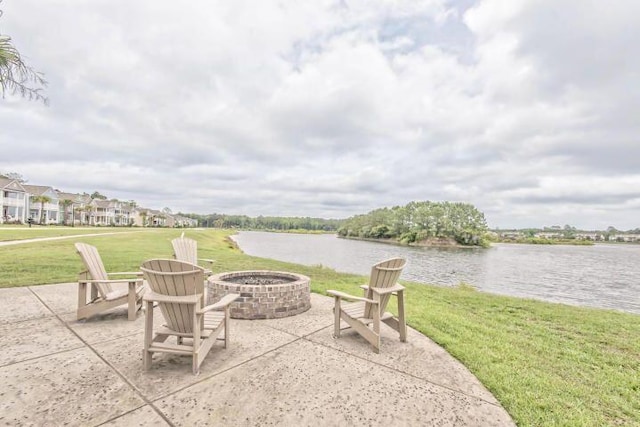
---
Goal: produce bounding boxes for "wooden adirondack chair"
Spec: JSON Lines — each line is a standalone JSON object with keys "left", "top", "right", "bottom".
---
{"left": 327, "top": 258, "right": 407, "bottom": 353}
{"left": 140, "top": 259, "right": 239, "bottom": 375}
{"left": 75, "top": 242, "right": 145, "bottom": 321}
{"left": 171, "top": 233, "right": 214, "bottom": 276}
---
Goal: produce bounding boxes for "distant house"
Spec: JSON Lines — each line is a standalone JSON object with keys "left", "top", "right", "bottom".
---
{"left": 610, "top": 234, "right": 640, "bottom": 243}
{"left": 499, "top": 231, "right": 524, "bottom": 240}
{"left": 73, "top": 194, "right": 93, "bottom": 225}
{"left": 88, "top": 199, "right": 133, "bottom": 226}
{"left": 129, "top": 208, "right": 197, "bottom": 228}
{"left": 52, "top": 193, "right": 136, "bottom": 227}
{"left": 2, "top": 176, "right": 194, "bottom": 228}
{"left": 22, "top": 185, "right": 60, "bottom": 224}
{"left": 172, "top": 215, "right": 198, "bottom": 228}
{"left": 575, "top": 232, "right": 605, "bottom": 241}
{"left": 163, "top": 213, "right": 198, "bottom": 228}
{"left": 131, "top": 208, "right": 151, "bottom": 227}
{"left": 0, "top": 178, "right": 28, "bottom": 223}
{"left": 133, "top": 208, "right": 164, "bottom": 227}
{"left": 56, "top": 192, "right": 89, "bottom": 226}
{"left": 535, "top": 232, "right": 564, "bottom": 239}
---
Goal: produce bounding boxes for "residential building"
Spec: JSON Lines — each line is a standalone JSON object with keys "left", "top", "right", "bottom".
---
{"left": 2, "top": 177, "right": 194, "bottom": 228}
{"left": 535, "top": 232, "right": 564, "bottom": 239}
{"left": 575, "top": 232, "right": 605, "bottom": 241}
{"left": 610, "top": 234, "right": 640, "bottom": 243}
{"left": 88, "top": 199, "right": 133, "bottom": 226}
{"left": 171, "top": 214, "right": 198, "bottom": 228}
{"left": 22, "top": 185, "right": 60, "bottom": 224}
{"left": 56, "top": 192, "right": 89, "bottom": 226}
{"left": 0, "top": 178, "right": 27, "bottom": 223}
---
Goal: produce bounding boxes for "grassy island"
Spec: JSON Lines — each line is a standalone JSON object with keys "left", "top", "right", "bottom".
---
{"left": 338, "top": 201, "right": 490, "bottom": 247}
{"left": 0, "top": 227, "right": 638, "bottom": 426}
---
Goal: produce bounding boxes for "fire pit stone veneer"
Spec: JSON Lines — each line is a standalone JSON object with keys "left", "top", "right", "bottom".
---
{"left": 207, "top": 270, "right": 311, "bottom": 319}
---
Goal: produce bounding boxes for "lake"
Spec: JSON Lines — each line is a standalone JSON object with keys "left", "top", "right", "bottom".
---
{"left": 231, "top": 231, "right": 640, "bottom": 315}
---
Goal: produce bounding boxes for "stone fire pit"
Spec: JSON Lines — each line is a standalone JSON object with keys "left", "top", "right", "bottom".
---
{"left": 207, "top": 270, "right": 311, "bottom": 319}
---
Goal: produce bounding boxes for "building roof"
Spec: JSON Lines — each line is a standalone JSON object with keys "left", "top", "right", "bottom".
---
{"left": 0, "top": 178, "right": 26, "bottom": 192}
{"left": 56, "top": 191, "right": 83, "bottom": 202}
{"left": 22, "top": 185, "right": 57, "bottom": 197}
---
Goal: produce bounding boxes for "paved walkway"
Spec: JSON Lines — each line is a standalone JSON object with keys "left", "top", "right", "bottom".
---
{"left": 0, "top": 230, "right": 148, "bottom": 246}
{"left": 0, "top": 283, "right": 514, "bottom": 426}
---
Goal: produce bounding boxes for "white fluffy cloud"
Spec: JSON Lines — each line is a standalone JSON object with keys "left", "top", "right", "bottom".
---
{"left": 1, "top": 0, "right": 639, "bottom": 229}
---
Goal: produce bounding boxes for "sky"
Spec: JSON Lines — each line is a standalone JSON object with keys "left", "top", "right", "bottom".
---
{"left": 1, "top": 0, "right": 639, "bottom": 230}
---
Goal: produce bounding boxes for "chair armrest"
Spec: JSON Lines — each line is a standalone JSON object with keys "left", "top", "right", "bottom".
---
{"left": 143, "top": 291, "right": 201, "bottom": 305}
{"left": 107, "top": 271, "right": 144, "bottom": 278}
{"left": 198, "top": 293, "right": 240, "bottom": 313}
{"left": 370, "top": 283, "right": 405, "bottom": 295}
{"left": 80, "top": 278, "right": 143, "bottom": 285}
{"left": 327, "top": 290, "right": 377, "bottom": 304}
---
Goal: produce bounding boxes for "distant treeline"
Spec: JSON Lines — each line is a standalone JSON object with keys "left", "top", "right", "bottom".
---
{"left": 182, "top": 213, "right": 342, "bottom": 232}
{"left": 182, "top": 201, "right": 490, "bottom": 245}
{"left": 337, "top": 201, "right": 489, "bottom": 246}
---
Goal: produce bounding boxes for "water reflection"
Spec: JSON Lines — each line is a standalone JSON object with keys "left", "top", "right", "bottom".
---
{"left": 231, "top": 231, "right": 640, "bottom": 314}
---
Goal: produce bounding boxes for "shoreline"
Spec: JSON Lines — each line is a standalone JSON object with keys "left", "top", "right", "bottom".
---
{"left": 337, "top": 234, "right": 481, "bottom": 249}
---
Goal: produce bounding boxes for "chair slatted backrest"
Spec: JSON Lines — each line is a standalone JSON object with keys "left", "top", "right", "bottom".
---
{"left": 140, "top": 259, "right": 204, "bottom": 334}
{"left": 171, "top": 235, "right": 198, "bottom": 266}
{"left": 363, "top": 258, "right": 407, "bottom": 319}
{"left": 75, "top": 242, "right": 113, "bottom": 299}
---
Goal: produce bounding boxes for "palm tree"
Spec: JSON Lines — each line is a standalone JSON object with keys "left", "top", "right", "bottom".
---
{"left": 75, "top": 206, "right": 85, "bottom": 226}
{"left": 84, "top": 205, "right": 96, "bottom": 226}
{"left": 60, "top": 199, "right": 73, "bottom": 226}
{"left": 0, "top": 4, "right": 47, "bottom": 102}
{"left": 31, "top": 195, "right": 51, "bottom": 224}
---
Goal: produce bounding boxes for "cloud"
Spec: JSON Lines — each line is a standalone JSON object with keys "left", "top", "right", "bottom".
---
{"left": 1, "top": 0, "right": 639, "bottom": 229}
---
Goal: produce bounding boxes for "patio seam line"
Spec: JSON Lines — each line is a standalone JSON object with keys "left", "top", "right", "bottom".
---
{"left": 151, "top": 335, "right": 305, "bottom": 402}
{"left": 75, "top": 329, "right": 146, "bottom": 347}
{"left": 257, "top": 303, "right": 505, "bottom": 408}
{"left": 26, "top": 286, "right": 177, "bottom": 427}
{"left": 93, "top": 405, "right": 167, "bottom": 427}
{"left": 260, "top": 319, "right": 504, "bottom": 408}
{"left": 0, "top": 313, "right": 54, "bottom": 326}
{"left": 263, "top": 322, "right": 334, "bottom": 339}
{"left": 299, "top": 331, "right": 505, "bottom": 409}
{"left": 256, "top": 307, "right": 504, "bottom": 407}
{"left": 300, "top": 323, "right": 334, "bottom": 338}
{"left": 0, "top": 345, "right": 87, "bottom": 369}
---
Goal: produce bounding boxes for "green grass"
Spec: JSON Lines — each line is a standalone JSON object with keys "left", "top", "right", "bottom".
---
{"left": 0, "top": 227, "right": 638, "bottom": 426}
{"left": 406, "top": 285, "right": 639, "bottom": 426}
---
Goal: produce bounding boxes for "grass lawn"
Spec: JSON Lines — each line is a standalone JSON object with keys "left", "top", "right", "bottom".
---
{"left": 0, "top": 227, "right": 638, "bottom": 426}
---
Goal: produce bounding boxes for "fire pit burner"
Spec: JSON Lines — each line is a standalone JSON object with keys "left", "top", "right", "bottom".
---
{"left": 207, "top": 270, "right": 311, "bottom": 319}
{"left": 225, "top": 275, "right": 295, "bottom": 285}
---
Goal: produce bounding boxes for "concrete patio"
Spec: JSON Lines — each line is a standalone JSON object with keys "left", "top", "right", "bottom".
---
{"left": 0, "top": 282, "right": 514, "bottom": 426}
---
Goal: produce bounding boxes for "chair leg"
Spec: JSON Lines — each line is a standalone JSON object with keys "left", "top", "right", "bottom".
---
{"left": 143, "top": 300, "right": 154, "bottom": 370}
{"left": 192, "top": 309, "right": 201, "bottom": 375}
{"left": 77, "top": 282, "right": 88, "bottom": 320}
{"left": 397, "top": 290, "right": 407, "bottom": 342}
{"left": 224, "top": 307, "right": 230, "bottom": 348}
{"left": 333, "top": 297, "right": 341, "bottom": 338}
{"left": 373, "top": 298, "right": 381, "bottom": 353}
{"left": 127, "top": 281, "right": 137, "bottom": 321}
{"left": 192, "top": 354, "right": 200, "bottom": 375}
